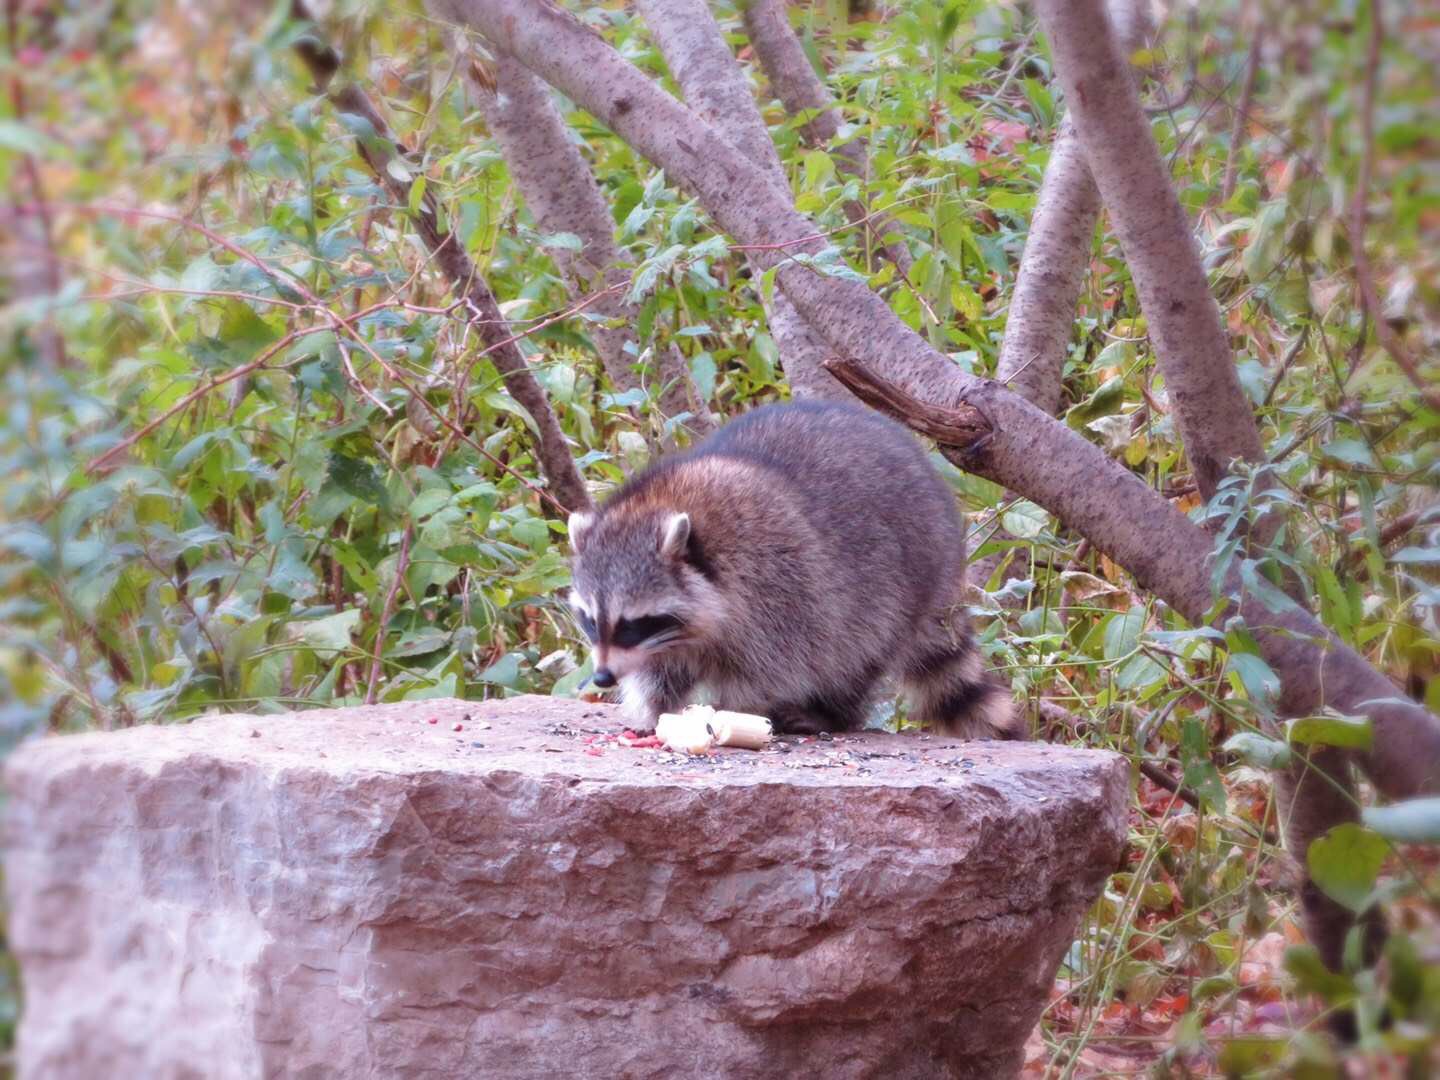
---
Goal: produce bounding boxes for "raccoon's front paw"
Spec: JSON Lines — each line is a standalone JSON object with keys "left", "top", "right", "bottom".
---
{"left": 617, "top": 675, "right": 661, "bottom": 734}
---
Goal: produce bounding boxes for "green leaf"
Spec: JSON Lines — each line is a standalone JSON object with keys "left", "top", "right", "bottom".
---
{"left": 330, "top": 541, "right": 378, "bottom": 594}
{"left": 1361, "top": 797, "right": 1440, "bottom": 844}
{"left": 1283, "top": 944, "right": 1356, "bottom": 1003}
{"left": 689, "top": 351, "right": 717, "bottom": 403}
{"left": 1228, "top": 652, "right": 1281, "bottom": 711}
{"left": 1217, "top": 1037, "right": 1287, "bottom": 1075}
{"left": 1223, "top": 731, "right": 1292, "bottom": 769}
{"left": 1064, "top": 376, "right": 1126, "bottom": 429}
{"left": 325, "top": 451, "right": 390, "bottom": 511}
{"left": 292, "top": 609, "right": 361, "bottom": 656}
{"left": 1286, "top": 713, "right": 1373, "bottom": 750}
{"left": 1179, "top": 716, "right": 1227, "bottom": 813}
{"left": 479, "top": 652, "right": 523, "bottom": 687}
{"left": 0, "top": 119, "right": 63, "bottom": 156}
{"left": 1102, "top": 606, "right": 1146, "bottom": 662}
{"left": 1307, "top": 823, "right": 1388, "bottom": 912}
{"left": 539, "top": 231, "right": 584, "bottom": 252}
{"left": 1242, "top": 199, "right": 1287, "bottom": 283}
{"left": 390, "top": 629, "right": 451, "bottom": 659}
{"left": 384, "top": 156, "right": 413, "bottom": 183}
{"left": 510, "top": 516, "right": 550, "bottom": 553}
{"left": 1317, "top": 439, "right": 1376, "bottom": 468}
{"left": 408, "top": 489, "right": 453, "bottom": 521}
{"left": 802, "top": 149, "right": 835, "bottom": 190}
{"left": 482, "top": 391, "right": 541, "bottom": 438}
{"left": 1000, "top": 500, "right": 1048, "bottom": 539}
{"left": 1239, "top": 560, "right": 1302, "bottom": 616}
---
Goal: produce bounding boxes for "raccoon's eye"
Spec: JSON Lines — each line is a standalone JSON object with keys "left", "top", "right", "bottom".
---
{"left": 573, "top": 608, "right": 599, "bottom": 642}
{"left": 612, "top": 614, "right": 683, "bottom": 648}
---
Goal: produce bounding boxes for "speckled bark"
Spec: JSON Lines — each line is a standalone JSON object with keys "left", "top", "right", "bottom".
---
{"left": 5, "top": 696, "right": 1128, "bottom": 1080}
{"left": 980, "top": 1, "right": 1145, "bottom": 589}
{"left": 468, "top": 48, "right": 705, "bottom": 426}
{"left": 995, "top": 122, "right": 1097, "bottom": 412}
{"left": 637, "top": 0, "right": 846, "bottom": 401}
{"left": 429, "top": 0, "right": 1440, "bottom": 797}
{"left": 1032, "top": 0, "right": 1262, "bottom": 498}
{"left": 1028, "top": 0, "right": 1388, "bottom": 976}
{"left": 999, "top": 0, "right": 1153, "bottom": 405}
{"left": 739, "top": 0, "right": 912, "bottom": 273}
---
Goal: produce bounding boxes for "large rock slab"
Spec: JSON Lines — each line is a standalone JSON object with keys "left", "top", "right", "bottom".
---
{"left": 5, "top": 696, "right": 1127, "bottom": 1079}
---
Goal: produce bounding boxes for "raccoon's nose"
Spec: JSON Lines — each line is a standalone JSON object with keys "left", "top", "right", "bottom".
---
{"left": 592, "top": 668, "right": 617, "bottom": 689}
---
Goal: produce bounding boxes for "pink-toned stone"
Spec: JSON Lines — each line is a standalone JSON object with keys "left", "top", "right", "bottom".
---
{"left": 5, "top": 696, "right": 1126, "bottom": 1079}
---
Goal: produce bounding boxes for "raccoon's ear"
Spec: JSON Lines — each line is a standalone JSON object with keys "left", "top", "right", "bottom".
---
{"left": 567, "top": 511, "right": 596, "bottom": 554}
{"left": 659, "top": 512, "right": 691, "bottom": 559}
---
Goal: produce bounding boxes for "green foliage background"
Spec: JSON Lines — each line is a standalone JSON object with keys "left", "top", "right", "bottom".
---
{"left": 2, "top": 0, "right": 1437, "bottom": 1073}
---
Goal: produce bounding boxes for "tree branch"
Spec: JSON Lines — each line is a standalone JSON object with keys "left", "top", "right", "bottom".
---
{"left": 461, "top": 44, "right": 707, "bottom": 428}
{"left": 739, "top": 0, "right": 912, "bottom": 274}
{"left": 292, "top": 5, "right": 592, "bottom": 515}
{"left": 636, "top": 0, "right": 847, "bottom": 402}
{"left": 1033, "top": 0, "right": 1396, "bottom": 981}
{"left": 994, "top": 118, "right": 1099, "bottom": 416}
{"left": 1221, "top": 25, "right": 1263, "bottom": 203}
{"left": 823, "top": 357, "right": 991, "bottom": 447}
{"left": 978, "top": 0, "right": 1150, "bottom": 592}
{"left": 1034, "top": 0, "right": 1264, "bottom": 500}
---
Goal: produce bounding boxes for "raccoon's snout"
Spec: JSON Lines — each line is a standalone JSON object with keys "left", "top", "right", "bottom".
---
{"left": 592, "top": 668, "right": 617, "bottom": 689}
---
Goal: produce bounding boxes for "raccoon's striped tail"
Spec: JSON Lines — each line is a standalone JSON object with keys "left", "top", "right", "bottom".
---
{"left": 901, "top": 635, "right": 1026, "bottom": 741}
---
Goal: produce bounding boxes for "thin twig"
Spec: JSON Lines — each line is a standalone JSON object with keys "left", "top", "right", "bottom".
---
{"left": 86, "top": 327, "right": 315, "bottom": 473}
{"left": 1260, "top": 328, "right": 1309, "bottom": 408}
{"left": 1341, "top": 508, "right": 1424, "bottom": 572}
{"left": 366, "top": 526, "right": 413, "bottom": 706}
{"left": 1221, "top": 26, "right": 1263, "bottom": 202}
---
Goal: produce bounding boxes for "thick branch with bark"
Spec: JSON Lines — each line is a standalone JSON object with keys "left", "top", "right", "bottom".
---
{"left": 977, "top": 0, "right": 1150, "bottom": 592}
{"left": 462, "top": 46, "right": 705, "bottom": 426}
{"left": 994, "top": 0, "right": 1152, "bottom": 410}
{"left": 739, "top": 0, "right": 912, "bottom": 273}
{"left": 635, "top": 0, "right": 846, "bottom": 402}
{"left": 1033, "top": 0, "right": 1263, "bottom": 499}
{"left": 429, "top": 0, "right": 1440, "bottom": 800}
{"left": 1033, "top": 0, "right": 1390, "bottom": 981}
{"left": 291, "top": 10, "right": 592, "bottom": 515}
{"left": 993, "top": 117, "right": 1099, "bottom": 415}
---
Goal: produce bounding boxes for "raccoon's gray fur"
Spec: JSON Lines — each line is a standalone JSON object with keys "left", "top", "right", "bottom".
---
{"left": 566, "top": 401, "right": 1021, "bottom": 739}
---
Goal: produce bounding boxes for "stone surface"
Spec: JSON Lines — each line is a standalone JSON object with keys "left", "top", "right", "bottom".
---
{"left": 5, "top": 696, "right": 1127, "bottom": 1079}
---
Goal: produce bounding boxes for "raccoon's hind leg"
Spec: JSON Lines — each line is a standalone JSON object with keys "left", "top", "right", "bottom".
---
{"left": 770, "top": 672, "right": 879, "bottom": 736}
{"left": 900, "top": 627, "right": 1024, "bottom": 740}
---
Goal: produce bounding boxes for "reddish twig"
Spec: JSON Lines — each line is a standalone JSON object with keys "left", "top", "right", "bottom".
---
{"left": 1221, "top": 26, "right": 1263, "bottom": 202}
{"left": 366, "top": 526, "right": 413, "bottom": 706}
{"left": 85, "top": 327, "right": 316, "bottom": 473}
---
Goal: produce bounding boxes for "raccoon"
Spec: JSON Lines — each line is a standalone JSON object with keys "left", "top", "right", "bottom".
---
{"left": 566, "top": 401, "right": 1021, "bottom": 739}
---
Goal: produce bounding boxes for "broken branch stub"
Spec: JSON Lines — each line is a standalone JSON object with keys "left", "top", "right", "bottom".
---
{"left": 822, "top": 357, "right": 992, "bottom": 450}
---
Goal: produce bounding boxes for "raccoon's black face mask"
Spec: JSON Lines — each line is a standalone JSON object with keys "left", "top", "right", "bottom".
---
{"left": 566, "top": 508, "right": 704, "bottom": 682}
